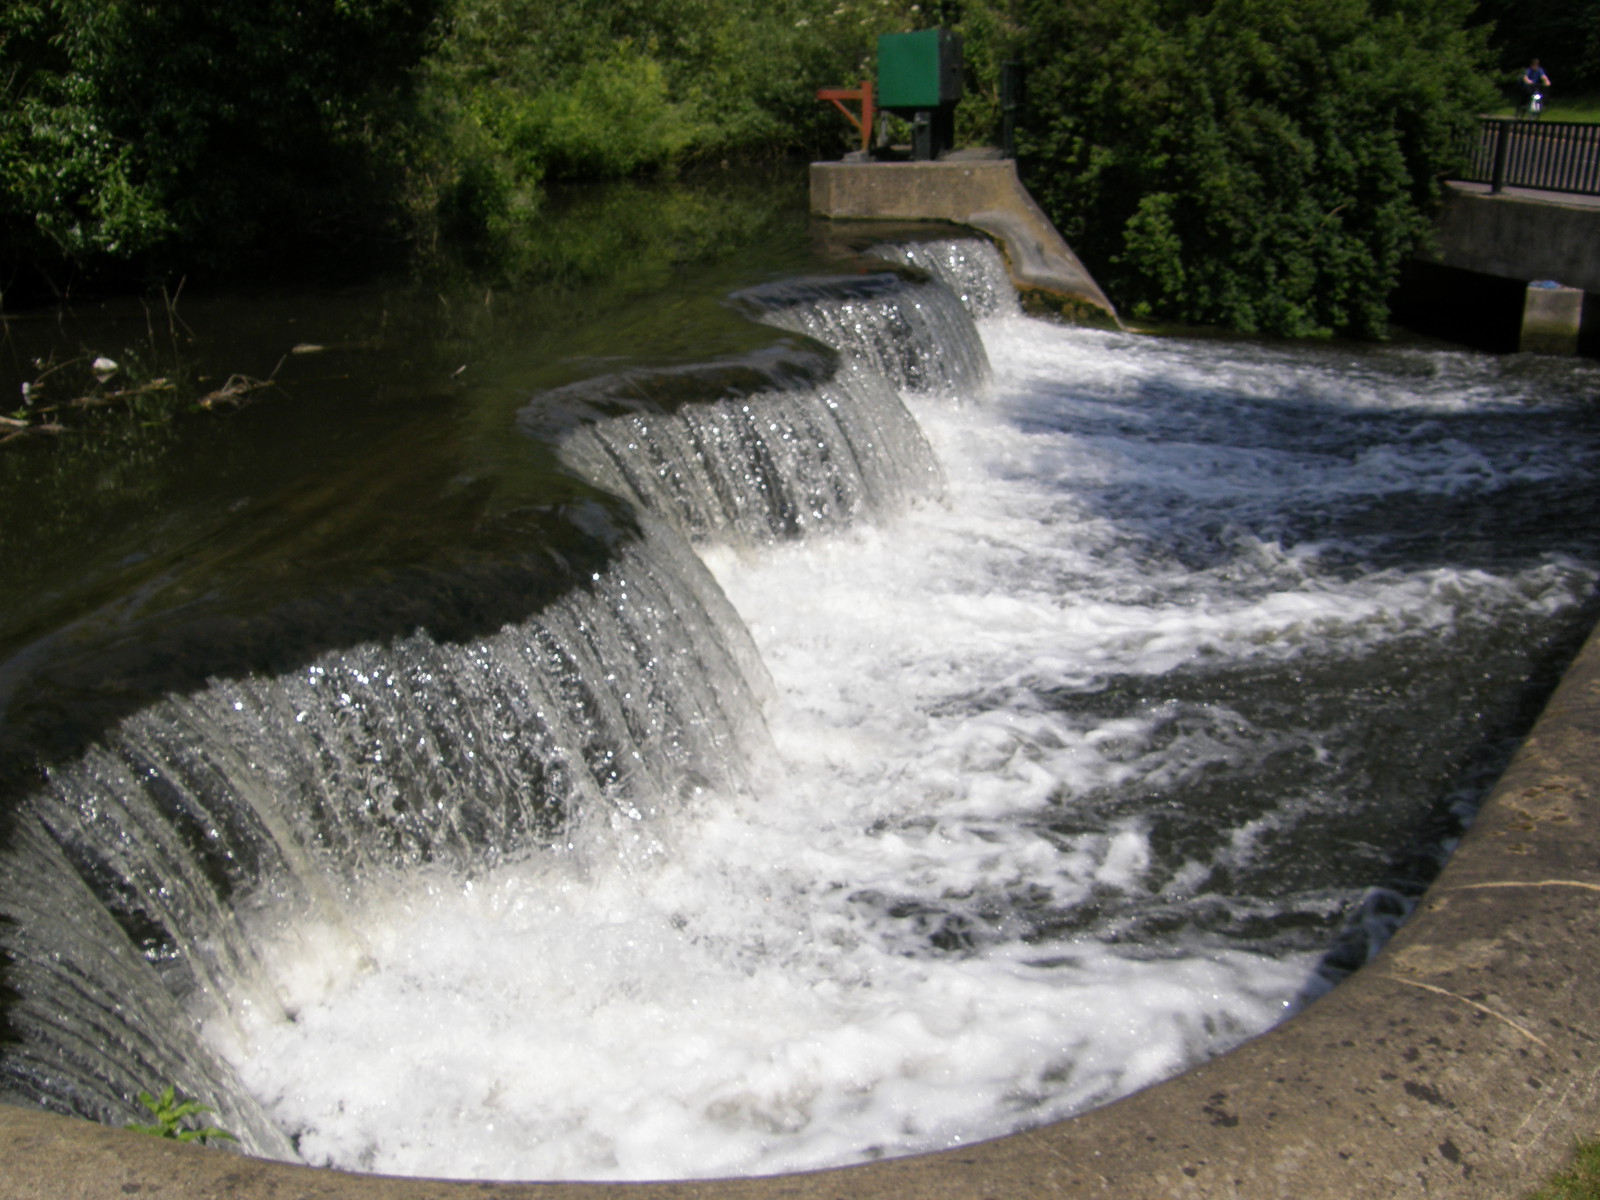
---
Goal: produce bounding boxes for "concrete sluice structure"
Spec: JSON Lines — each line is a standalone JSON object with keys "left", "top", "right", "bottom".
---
{"left": 1405, "top": 182, "right": 1600, "bottom": 356}
{"left": 810, "top": 155, "right": 1120, "bottom": 325}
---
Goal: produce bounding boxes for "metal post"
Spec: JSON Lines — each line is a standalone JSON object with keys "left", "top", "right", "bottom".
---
{"left": 1491, "top": 118, "right": 1509, "bottom": 194}
{"left": 1000, "top": 61, "right": 1020, "bottom": 159}
{"left": 816, "top": 81, "right": 875, "bottom": 155}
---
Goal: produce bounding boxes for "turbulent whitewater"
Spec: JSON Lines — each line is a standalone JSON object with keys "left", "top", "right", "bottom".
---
{"left": 3, "top": 238, "right": 1598, "bottom": 1181}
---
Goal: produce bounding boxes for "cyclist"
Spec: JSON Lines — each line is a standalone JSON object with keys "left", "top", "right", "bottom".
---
{"left": 1520, "top": 58, "right": 1551, "bottom": 117}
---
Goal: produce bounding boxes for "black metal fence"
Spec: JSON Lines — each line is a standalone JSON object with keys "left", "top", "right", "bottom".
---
{"left": 1458, "top": 118, "right": 1600, "bottom": 196}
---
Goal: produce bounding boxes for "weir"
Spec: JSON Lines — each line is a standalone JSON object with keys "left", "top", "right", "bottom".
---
{"left": 2, "top": 232, "right": 1600, "bottom": 1199}
{"left": 808, "top": 154, "right": 1118, "bottom": 323}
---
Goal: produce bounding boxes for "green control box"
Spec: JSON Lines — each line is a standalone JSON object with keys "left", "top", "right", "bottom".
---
{"left": 876, "top": 30, "right": 963, "bottom": 112}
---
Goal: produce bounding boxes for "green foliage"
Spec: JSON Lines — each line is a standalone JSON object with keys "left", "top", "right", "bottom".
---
{"left": 1, "top": 0, "right": 1504, "bottom": 339}
{"left": 127, "top": 1085, "right": 237, "bottom": 1146}
{"left": 1, "top": 0, "right": 441, "bottom": 285}
{"left": 1016, "top": 0, "right": 1495, "bottom": 337}
{"left": 0, "top": 5, "right": 170, "bottom": 266}
{"left": 928, "top": 0, "right": 1026, "bottom": 148}
{"left": 405, "top": 0, "right": 922, "bottom": 261}
{"left": 1528, "top": 1140, "right": 1600, "bottom": 1200}
{"left": 491, "top": 48, "right": 694, "bottom": 181}
{"left": 1472, "top": 0, "right": 1600, "bottom": 95}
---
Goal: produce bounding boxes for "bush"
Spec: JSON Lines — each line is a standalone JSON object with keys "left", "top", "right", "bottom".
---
{"left": 1, "top": 0, "right": 440, "bottom": 288}
{"left": 1471, "top": 0, "right": 1600, "bottom": 96}
{"left": 0, "top": 0, "right": 943, "bottom": 288}
{"left": 1016, "top": 0, "right": 1496, "bottom": 337}
{"left": 404, "top": 0, "right": 922, "bottom": 266}
{"left": 4, "top": 0, "right": 1497, "bottom": 332}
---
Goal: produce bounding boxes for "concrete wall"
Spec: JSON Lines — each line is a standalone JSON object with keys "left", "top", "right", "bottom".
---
{"left": 810, "top": 157, "right": 1118, "bottom": 323}
{"left": 1428, "top": 183, "right": 1600, "bottom": 295}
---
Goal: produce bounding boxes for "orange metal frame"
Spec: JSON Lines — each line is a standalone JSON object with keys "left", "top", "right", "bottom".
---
{"left": 816, "top": 81, "right": 875, "bottom": 153}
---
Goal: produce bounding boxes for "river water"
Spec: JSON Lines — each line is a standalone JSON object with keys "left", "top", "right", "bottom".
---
{"left": 2, "top": 178, "right": 1598, "bottom": 1182}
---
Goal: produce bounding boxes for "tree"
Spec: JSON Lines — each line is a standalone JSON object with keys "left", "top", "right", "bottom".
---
{"left": 1471, "top": 0, "right": 1600, "bottom": 96}
{"left": 411, "top": 0, "right": 921, "bottom": 266}
{"left": 1, "top": 0, "right": 934, "bottom": 289}
{"left": 1016, "top": 0, "right": 1495, "bottom": 337}
{"left": 1, "top": 0, "right": 441, "bottom": 288}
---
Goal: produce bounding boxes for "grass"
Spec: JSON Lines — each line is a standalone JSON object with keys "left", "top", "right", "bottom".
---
{"left": 1487, "top": 90, "right": 1600, "bottom": 122}
{"left": 1530, "top": 1141, "right": 1600, "bottom": 1200}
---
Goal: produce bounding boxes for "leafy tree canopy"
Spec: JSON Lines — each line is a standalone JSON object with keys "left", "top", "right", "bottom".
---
{"left": 1, "top": 0, "right": 440, "bottom": 289}
{"left": 413, "top": 0, "right": 920, "bottom": 267}
{"left": 1, "top": 0, "right": 918, "bottom": 290}
{"left": 1471, "top": 0, "right": 1600, "bottom": 94}
{"left": 3, "top": 0, "right": 1498, "bottom": 339}
{"left": 1013, "top": 0, "right": 1496, "bottom": 337}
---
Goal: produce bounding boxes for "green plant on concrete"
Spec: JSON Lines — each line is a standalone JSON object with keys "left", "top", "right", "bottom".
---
{"left": 127, "top": 1085, "right": 237, "bottom": 1146}
{"left": 1529, "top": 1140, "right": 1600, "bottom": 1200}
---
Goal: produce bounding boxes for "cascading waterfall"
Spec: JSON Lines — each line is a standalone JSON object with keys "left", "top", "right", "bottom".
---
{"left": 530, "top": 341, "right": 941, "bottom": 545}
{"left": 2, "top": 235, "right": 1598, "bottom": 1182}
{"left": 0, "top": 527, "right": 774, "bottom": 1149}
{"left": 0, "top": 262, "right": 978, "bottom": 1154}
{"left": 732, "top": 272, "right": 992, "bottom": 399}
{"left": 866, "top": 239, "right": 1021, "bottom": 320}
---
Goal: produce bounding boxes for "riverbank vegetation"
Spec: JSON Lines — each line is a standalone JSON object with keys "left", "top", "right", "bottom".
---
{"left": 1529, "top": 1141, "right": 1600, "bottom": 1200}
{"left": 1014, "top": 0, "right": 1495, "bottom": 337}
{"left": 0, "top": 0, "right": 1537, "bottom": 337}
{"left": 0, "top": 0, "right": 923, "bottom": 300}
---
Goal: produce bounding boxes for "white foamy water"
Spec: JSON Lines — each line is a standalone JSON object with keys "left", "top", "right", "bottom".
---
{"left": 219, "top": 312, "right": 1599, "bottom": 1181}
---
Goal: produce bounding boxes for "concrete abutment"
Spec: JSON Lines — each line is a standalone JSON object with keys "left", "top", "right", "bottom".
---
{"left": 1408, "top": 183, "right": 1600, "bottom": 355}
{"left": 809, "top": 155, "right": 1119, "bottom": 324}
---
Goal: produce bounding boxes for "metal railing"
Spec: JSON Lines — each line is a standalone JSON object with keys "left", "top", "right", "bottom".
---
{"left": 1457, "top": 117, "right": 1600, "bottom": 196}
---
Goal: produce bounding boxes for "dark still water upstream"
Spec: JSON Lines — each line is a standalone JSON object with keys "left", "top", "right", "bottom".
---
{"left": 2, "top": 175, "right": 1599, "bottom": 1181}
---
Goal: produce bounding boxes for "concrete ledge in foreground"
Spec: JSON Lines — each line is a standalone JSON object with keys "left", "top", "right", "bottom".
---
{"left": 5, "top": 619, "right": 1600, "bottom": 1197}
{"left": 810, "top": 155, "right": 1119, "bottom": 324}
